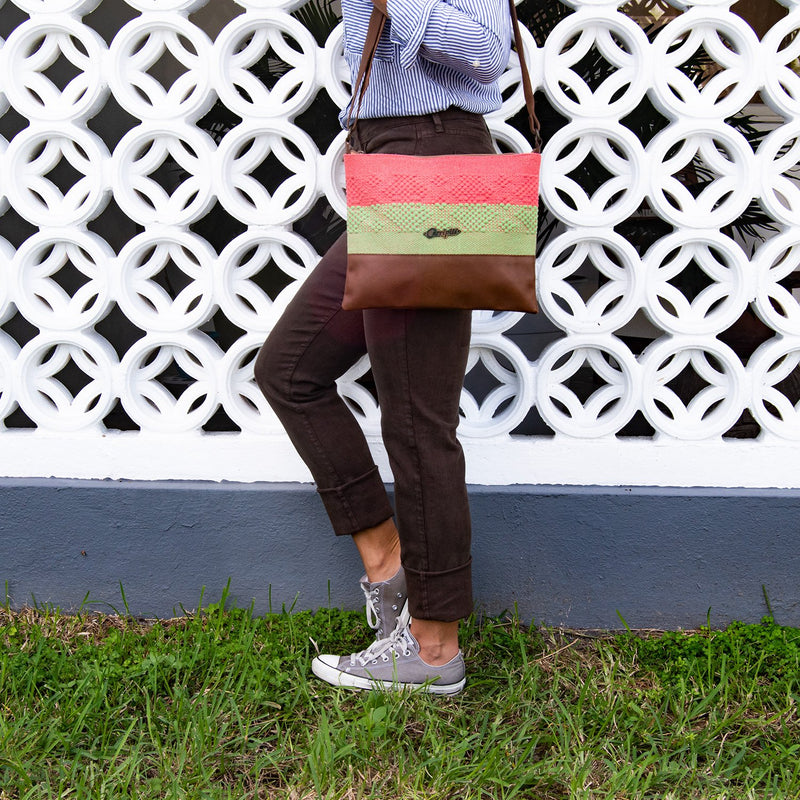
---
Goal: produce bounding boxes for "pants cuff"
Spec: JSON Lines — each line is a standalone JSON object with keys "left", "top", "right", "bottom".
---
{"left": 404, "top": 558, "right": 473, "bottom": 622}
{"left": 317, "top": 466, "right": 394, "bottom": 536}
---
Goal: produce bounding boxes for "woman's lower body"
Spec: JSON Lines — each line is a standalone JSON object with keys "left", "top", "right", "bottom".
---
{"left": 254, "top": 108, "right": 495, "bottom": 692}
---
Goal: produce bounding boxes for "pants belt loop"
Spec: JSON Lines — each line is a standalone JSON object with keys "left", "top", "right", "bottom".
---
{"left": 432, "top": 112, "right": 444, "bottom": 133}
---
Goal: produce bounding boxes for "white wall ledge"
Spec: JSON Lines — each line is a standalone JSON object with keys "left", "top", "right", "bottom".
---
{"left": 1, "top": 430, "right": 798, "bottom": 489}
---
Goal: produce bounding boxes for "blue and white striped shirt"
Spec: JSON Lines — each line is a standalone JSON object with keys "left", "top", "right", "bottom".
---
{"left": 339, "top": 0, "right": 512, "bottom": 127}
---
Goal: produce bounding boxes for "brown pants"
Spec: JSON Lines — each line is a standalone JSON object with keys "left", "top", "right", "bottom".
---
{"left": 254, "top": 108, "right": 494, "bottom": 621}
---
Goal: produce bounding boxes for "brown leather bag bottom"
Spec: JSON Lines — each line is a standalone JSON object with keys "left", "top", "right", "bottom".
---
{"left": 342, "top": 253, "right": 538, "bottom": 312}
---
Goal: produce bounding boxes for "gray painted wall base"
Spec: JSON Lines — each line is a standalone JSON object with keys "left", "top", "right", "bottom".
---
{"left": 2, "top": 479, "right": 798, "bottom": 629}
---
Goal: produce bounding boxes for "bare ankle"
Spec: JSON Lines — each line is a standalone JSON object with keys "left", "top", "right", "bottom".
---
{"left": 353, "top": 519, "right": 401, "bottom": 583}
{"left": 365, "top": 554, "right": 401, "bottom": 583}
{"left": 362, "top": 537, "right": 401, "bottom": 582}
{"left": 417, "top": 643, "right": 459, "bottom": 666}
{"left": 410, "top": 619, "right": 459, "bottom": 666}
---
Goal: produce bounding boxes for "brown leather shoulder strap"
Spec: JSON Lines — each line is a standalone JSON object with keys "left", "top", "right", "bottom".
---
{"left": 346, "top": 8, "right": 387, "bottom": 135}
{"left": 347, "top": 0, "right": 540, "bottom": 152}
{"left": 508, "top": 0, "right": 541, "bottom": 151}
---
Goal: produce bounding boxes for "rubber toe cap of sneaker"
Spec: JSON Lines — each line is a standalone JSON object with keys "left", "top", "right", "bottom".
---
{"left": 314, "top": 654, "right": 340, "bottom": 669}
{"left": 312, "top": 653, "right": 350, "bottom": 685}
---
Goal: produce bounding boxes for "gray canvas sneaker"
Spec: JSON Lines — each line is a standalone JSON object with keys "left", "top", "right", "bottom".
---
{"left": 311, "top": 609, "right": 466, "bottom": 695}
{"left": 361, "top": 566, "right": 407, "bottom": 640}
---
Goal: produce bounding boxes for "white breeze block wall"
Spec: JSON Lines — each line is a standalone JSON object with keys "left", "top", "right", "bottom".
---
{"left": 0, "top": 0, "right": 799, "bottom": 488}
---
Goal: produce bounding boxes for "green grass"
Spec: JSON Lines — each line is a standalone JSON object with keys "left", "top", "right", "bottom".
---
{"left": 1, "top": 590, "right": 799, "bottom": 799}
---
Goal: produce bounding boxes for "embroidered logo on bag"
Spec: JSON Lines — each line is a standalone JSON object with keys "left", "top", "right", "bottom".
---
{"left": 424, "top": 228, "right": 462, "bottom": 239}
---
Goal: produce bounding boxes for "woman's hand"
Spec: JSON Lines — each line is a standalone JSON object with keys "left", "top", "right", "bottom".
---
{"left": 387, "top": 0, "right": 510, "bottom": 84}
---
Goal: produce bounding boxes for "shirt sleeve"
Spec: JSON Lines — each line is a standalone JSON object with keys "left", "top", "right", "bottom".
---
{"left": 385, "top": 0, "right": 511, "bottom": 83}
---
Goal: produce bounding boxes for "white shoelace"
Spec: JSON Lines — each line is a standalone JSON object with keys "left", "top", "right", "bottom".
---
{"left": 351, "top": 606, "right": 413, "bottom": 667}
{"left": 364, "top": 585, "right": 380, "bottom": 630}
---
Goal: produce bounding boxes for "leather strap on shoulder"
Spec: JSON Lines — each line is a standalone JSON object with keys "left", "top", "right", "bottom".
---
{"left": 345, "top": 9, "right": 387, "bottom": 136}
{"left": 508, "top": 0, "right": 541, "bottom": 151}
